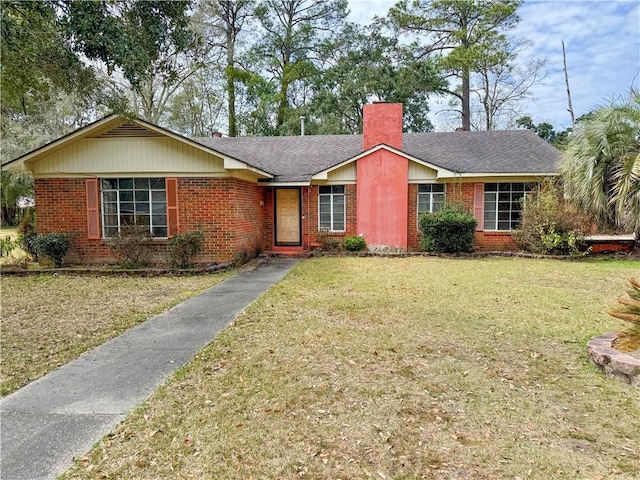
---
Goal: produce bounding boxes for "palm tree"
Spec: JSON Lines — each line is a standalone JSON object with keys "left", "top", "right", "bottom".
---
{"left": 560, "top": 89, "right": 640, "bottom": 237}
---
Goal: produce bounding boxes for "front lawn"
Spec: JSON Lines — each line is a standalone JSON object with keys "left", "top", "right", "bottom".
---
{"left": 61, "top": 257, "right": 640, "bottom": 479}
{"left": 0, "top": 272, "right": 231, "bottom": 396}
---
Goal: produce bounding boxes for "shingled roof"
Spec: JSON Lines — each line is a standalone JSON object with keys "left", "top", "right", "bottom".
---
{"left": 193, "top": 129, "right": 560, "bottom": 182}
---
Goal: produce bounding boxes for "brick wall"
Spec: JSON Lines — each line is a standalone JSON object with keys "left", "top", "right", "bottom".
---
{"left": 34, "top": 177, "right": 268, "bottom": 265}
{"left": 34, "top": 178, "right": 114, "bottom": 263}
{"left": 407, "top": 181, "right": 519, "bottom": 252}
{"left": 176, "top": 177, "right": 268, "bottom": 262}
{"left": 302, "top": 185, "right": 357, "bottom": 248}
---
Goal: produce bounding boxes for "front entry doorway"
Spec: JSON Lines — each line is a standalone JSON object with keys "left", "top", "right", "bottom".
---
{"left": 275, "top": 188, "right": 301, "bottom": 246}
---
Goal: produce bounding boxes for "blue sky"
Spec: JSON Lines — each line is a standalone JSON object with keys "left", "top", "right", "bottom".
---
{"left": 347, "top": 0, "right": 640, "bottom": 131}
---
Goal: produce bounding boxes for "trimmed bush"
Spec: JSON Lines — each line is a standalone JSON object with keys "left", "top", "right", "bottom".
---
{"left": 344, "top": 235, "right": 366, "bottom": 251}
{"left": 33, "top": 233, "right": 71, "bottom": 267}
{"left": 107, "top": 224, "right": 154, "bottom": 268}
{"left": 167, "top": 230, "right": 205, "bottom": 268}
{"left": 419, "top": 204, "right": 477, "bottom": 253}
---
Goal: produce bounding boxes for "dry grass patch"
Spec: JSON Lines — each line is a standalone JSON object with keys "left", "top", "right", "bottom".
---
{"left": 61, "top": 257, "right": 640, "bottom": 479}
{"left": 1, "top": 272, "right": 231, "bottom": 396}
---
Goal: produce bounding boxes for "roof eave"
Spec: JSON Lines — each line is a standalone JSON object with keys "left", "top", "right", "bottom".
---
{"left": 312, "top": 143, "right": 458, "bottom": 180}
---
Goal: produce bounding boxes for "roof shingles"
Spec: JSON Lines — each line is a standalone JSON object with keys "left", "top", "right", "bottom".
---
{"left": 193, "top": 130, "right": 560, "bottom": 182}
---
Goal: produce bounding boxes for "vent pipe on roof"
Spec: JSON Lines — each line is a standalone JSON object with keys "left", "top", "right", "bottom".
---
{"left": 300, "top": 116, "right": 306, "bottom": 136}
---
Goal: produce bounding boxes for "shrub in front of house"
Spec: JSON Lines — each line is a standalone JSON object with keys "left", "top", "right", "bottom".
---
{"left": 33, "top": 233, "right": 71, "bottom": 267}
{"left": 107, "top": 223, "right": 154, "bottom": 268}
{"left": 513, "top": 179, "right": 591, "bottom": 256}
{"left": 344, "top": 235, "right": 366, "bottom": 252}
{"left": 317, "top": 230, "right": 341, "bottom": 251}
{"left": 167, "top": 230, "right": 205, "bottom": 268}
{"left": 0, "top": 236, "right": 16, "bottom": 258}
{"left": 17, "top": 208, "right": 38, "bottom": 259}
{"left": 419, "top": 204, "right": 477, "bottom": 254}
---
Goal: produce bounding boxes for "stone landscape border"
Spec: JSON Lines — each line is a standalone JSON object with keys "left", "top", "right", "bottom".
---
{"left": 587, "top": 332, "right": 640, "bottom": 387}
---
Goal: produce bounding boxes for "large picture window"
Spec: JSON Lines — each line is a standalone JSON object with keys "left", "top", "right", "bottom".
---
{"left": 417, "top": 184, "right": 446, "bottom": 218}
{"left": 484, "top": 182, "right": 535, "bottom": 231}
{"left": 101, "top": 178, "right": 168, "bottom": 237}
{"left": 318, "top": 185, "right": 345, "bottom": 232}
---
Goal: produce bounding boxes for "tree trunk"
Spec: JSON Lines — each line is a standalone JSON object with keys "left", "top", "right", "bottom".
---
{"left": 461, "top": 67, "right": 471, "bottom": 131}
{"left": 227, "top": 42, "right": 237, "bottom": 137}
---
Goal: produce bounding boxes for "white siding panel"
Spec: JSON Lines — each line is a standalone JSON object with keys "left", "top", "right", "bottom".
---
{"left": 408, "top": 161, "right": 437, "bottom": 181}
{"left": 327, "top": 162, "right": 356, "bottom": 182}
{"left": 33, "top": 137, "right": 225, "bottom": 175}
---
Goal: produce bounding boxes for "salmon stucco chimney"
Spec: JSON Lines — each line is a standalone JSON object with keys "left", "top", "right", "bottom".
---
{"left": 363, "top": 102, "right": 403, "bottom": 150}
{"left": 357, "top": 102, "right": 408, "bottom": 249}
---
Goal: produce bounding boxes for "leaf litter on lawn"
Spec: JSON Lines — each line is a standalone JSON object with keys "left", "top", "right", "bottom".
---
{"left": 59, "top": 257, "right": 640, "bottom": 479}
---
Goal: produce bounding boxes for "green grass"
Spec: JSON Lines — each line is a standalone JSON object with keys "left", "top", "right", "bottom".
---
{"left": 59, "top": 257, "right": 640, "bottom": 479}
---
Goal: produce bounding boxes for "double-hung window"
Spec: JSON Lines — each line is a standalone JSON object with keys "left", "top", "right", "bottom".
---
{"left": 101, "top": 178, "right": 168, "bottom": 237}
{"left": 417, "top": 184, "right": 446, "bottom": 218}
{"left": 318, "top": 185, "right": 345, "bottom": 232}
{"left": 483, "top": 182, "right": 535, "bottom": 231}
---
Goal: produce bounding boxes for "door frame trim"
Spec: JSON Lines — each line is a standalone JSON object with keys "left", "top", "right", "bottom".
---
{"left": 274, "top": 187, "right": 302, "bottom": 246}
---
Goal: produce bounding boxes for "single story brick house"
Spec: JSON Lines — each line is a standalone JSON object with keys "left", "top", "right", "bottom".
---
{"left": 6, "top": 102, "right": 560, "bottom": 264}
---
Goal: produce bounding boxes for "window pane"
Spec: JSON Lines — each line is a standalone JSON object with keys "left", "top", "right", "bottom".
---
{"left": 119, "top": 178, "right": 133, "bottom": 189}
{"left": 152, "top": 203, "right": 166, "bottom": 214}
{"left": 498, "top": 192, "right": 511, "bottom": 202}
{"left": 104, "top": 214, "right": 118, "bottom": 227}
{"left": 105, "top": 226, "right": 119, "bottom": 237}
{"left": 333, "top": 195, "right": 344, "bottom": 206}
{"left": 484, "top": 192, "right": 496, "bottom": 204}
{"left": 152, "top": 227, "right": 167, "bottom": 238}
{"left": 120, "top": 191, "right": 133, "bottom": 202}
{"left": 418, "top": 185, "right": 430, "bottom": 193}
{"left": 102, "top": 179, "right": 118, "bottom": 190}
{"left": 485, "top": 183, "right": 497, "bottom": 192}
{"left": 136, "top": 215, "right": 150, "bottom": 226}
{"left": 432, "top": 184, "right": 445, "bottom": 192}
{"left": 512, "top": 183, "right": 524, "bottom": 191}
{"left": 498, "top": 221, "right": 510, "bottom": 230}
{"left": 150, "top": 178, "right": 165, "bottom": 189}
{"left": 498, "top": 183, "right": 511, "bottom": 192}
{"left": 319, "top": 195, "right": 331, "bottom": 206}
{"left": 120, "top": 214, "right": 134, "bottom": 226}
{"left": 152, "top": 215, "right": 167, "bottom": 226}
{"left": 134, "top": 178, "right": 149, "bottom": 189}
{"left": 103, "top": 202, "right": 118, "bottom": 214}
{"left": 332, "top": 185, "right": 345, "bottom": 194}
{"left": 120, "top": 202, "right": 134, "bottom": 214}
{"left": 136, "top": 202, "right": 150, "bottom": 214}
{"left": 135, "top": 190, "right": 149, "bottom": 202}
{"left": 152, "top": 191, "right": 166, "bottom": 202}
{"left": 418, "top": 196, "right": 429, "bottom": 213}
{"left": 319, "top": 186, "right": 331, "bottom": 194}
{"left": 103, "top": 191, "right": 117, "bottom": 203}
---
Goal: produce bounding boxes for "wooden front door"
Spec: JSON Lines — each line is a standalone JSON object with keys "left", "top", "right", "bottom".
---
{"left": 275, "top": 188, "right": 301, "bottom": 245}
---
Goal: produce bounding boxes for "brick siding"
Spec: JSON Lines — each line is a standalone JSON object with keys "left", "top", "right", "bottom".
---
{"left": 35, "top": 177, "right": 520, "bottom": 264}
{"left": 407, "top": 181, "right": 519, "bottom": 252}
{"left": 35, "top": 177, "right": 269, "bottom": 265}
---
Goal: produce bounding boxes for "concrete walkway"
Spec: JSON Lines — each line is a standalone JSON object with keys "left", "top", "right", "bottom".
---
{"left": 0, "top": 257, "right": 298, "bottom": 480}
